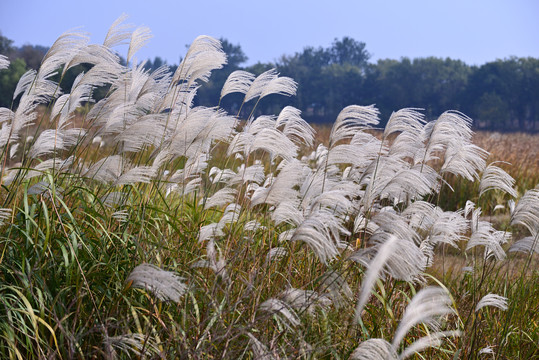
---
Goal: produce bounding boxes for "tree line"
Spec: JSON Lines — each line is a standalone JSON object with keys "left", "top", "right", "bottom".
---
{"left": 1, "top": 33, "right": 538, "bottom": 132}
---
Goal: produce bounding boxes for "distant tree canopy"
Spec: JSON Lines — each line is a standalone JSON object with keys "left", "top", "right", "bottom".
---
{"left": 1, "top": 32, "right": 538, "bottom": 131}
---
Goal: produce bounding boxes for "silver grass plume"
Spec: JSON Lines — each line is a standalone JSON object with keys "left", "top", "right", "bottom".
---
{"left": 258, "top": 298, "right": 300, "bottom": 328}
{"left": 246, "top": 333, "right": 275, "bottom": 360}
{"left": 350, "top": 339, "right": 397, "bottom": 360}
{"left": 391, "top": 287, "right": 456, "bottom": 350}
{"left": 279, "top": 288, "right": 331, "bottom": 314}
{"left": 0, "top": 55, "right": 9, "bottom": 70}
{"left": 479, "top": 163, "right": 517, "bottom": 198}
{"left": 354, "top": 235, "right": 397, "bottom": 320}
{"left": 467, "top": 219, "right": 508, "bottom": 261}
{"left": 475, "top": 293, "right": 508, "bottom": 312}
{"left": 0, "top": 208, "right": 12, "bottom": 225}
{"left": 104, "top": 14, "right": 134, "bottom": 48}
{"left": 508, "top": 236, "right": 539, "bottom": 254}
{"left": 275, "top": 106, "right": 314, "bottom": 147}
{"left": 220, "top": 70, "right": 255, "bottom": 98}
{"left": 259, "top": 75, "right": 297, "bottom": 99}
{"left": 173, "top": 35, "right": 226, "bottom": 84}
{"left": 511, "top": 188, "right": 539, "bottom": 237}
{"left": 127, "top": 26, "right": 153, "bottom": 64}
{"left": 329, "top": 105, "right": 379, "bottom": 147}
{"left": 244, "top": 69, "right": 279, "bottom": 103}
{"left": 126, "top": 263, "right": 187, "bottom": 302}
{"left": 103, "top": 333, "right": 159, "bottom": 359}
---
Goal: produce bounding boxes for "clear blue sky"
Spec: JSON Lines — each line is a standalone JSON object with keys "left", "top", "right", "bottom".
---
{"left": 1, "top": 0, "right": 538, "bottom": 66}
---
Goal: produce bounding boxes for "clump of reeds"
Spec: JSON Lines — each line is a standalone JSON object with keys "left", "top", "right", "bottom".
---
{"left": 0, "top": 16, "right": 537, "bottom": 359}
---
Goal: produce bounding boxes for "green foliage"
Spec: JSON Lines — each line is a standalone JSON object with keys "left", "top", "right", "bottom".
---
{"left": 0, "top": 58, "right": 27, "bottom": 107}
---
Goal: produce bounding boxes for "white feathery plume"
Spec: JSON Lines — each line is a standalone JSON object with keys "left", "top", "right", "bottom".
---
{"left": 104, "top": 333, "right": 159, "bottom": 359}
{"left": 84, "top": 155, "right": 123, "bottom": 183}
{"left": 250, "top": 159, "right": 305, "bottom": 207}
{"left": 271, "top": 200, "right": 304, "bottom": 227}
{"left": 329, "top": 105, "right": 380, "bottom": 147}
{"left": 220, "top": 70, "right": 255, "bottom": 98}
{"left": 265, "top": 247, "right": 288, "bottom": 264}
{"left": 24, "top": 156, "right": 74, "bottom": 180}
{"left": 116, "top": 114, "right": 167, "bottom": 153}
{"left": 0, "top": 108, "right": 14, "bottom": 125}
{"left": 384, "top": 108, "right": 426, "bottom": 138}
{"left": 248, "top": 127, "right": 299, "bottom": 161}
{"left": 479, "top": 346, "right": 495, "bottom": 356}
{"left": 508, "top": 236, "right": 539, "bottom": 254}
{"left": 259, "top": 75, "right": 297, "bottom": 99}
{"left": 258, "top": 298, "right": 300, "bottom": 328}
{"left": 39, "top": 31, "right": 89, "bottom": 82}
{"left": 479, "top": 163, "right": 517, "bottom": 198}
{"left": 198, "top": 223, "right": 224, "bottom": 242}
{"left": 13, "top": 69, "right": 37, "bottom": 101}
{"left": 246, "top": 333, "right": 275, "bottom": 360}
{"left": 350, "top": 339, "right": 397, "bottom": 360}
{"left": 244, "top": 69, "right": 279, "bottom": 103}
{"left": 115, "top": 165, "right": 158, "bottom": 185}
{"left": 398, "top": 331, "right": 461, "bottom": 359}
{"left": 318, "top": 270, "right": 353, "bottom": 308}
{"left": 279, "top": 288, "right": 331, "bottom": 314}
{"left": 354, "top": 235, "right": 397, "bottom": 320}
{"left": 467, "top": 220, "right": 508, "bottom": 261}
{"left": 173, "top": 35, "right": 226, "bottom": 84}
{"left": 0, "top": 55, "right": 9, "bottom": 70}
{"left": 391, "top": 286, "right": 456, "bottom": 350}
{"left": 372, "top": 208, "right": 420, "bottom": 244}
{"left": 127, "top": 26, "right": 153, "bottom": 63}
{"left": 275, "top": 106, "right": 314, "bottom": 147}
{"left": 27, "top": 128, "right": 85, "bottom": 158}
{"left": 290, "top": 207, "right": 350, "bottom": 263}
{"left": 104, "top": 14, "right": 134, "bottom": 48}
{"left": 475, "top": 293, "right": 508, "bottom": 312}
{"left": 511, "top": 188, "right": 539, "bottom": 237}
{"left": 203, "top": 187, "right": 237, "bottom": 209}
{"left": 441, "top": 142, "right": 488, "bottom": 181}
{"left": 0, "top": 208, "right": 12, "bottom": 225}
{"left": 126, "top": 263, "right": 187, "bottom": 302}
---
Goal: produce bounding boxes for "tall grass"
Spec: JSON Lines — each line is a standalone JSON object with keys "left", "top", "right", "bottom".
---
{"left": 0, "top": 17, "right": 537, "bottom": 359}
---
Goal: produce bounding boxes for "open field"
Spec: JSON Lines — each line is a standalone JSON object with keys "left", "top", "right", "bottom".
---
{"left": 0, "top": 21, "right": 538, "bottom": 359}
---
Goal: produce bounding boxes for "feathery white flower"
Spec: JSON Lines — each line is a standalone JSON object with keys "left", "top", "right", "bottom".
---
{"left": 508, "top": 236, "right": 539, "bottom": 254}
{"left": 329, "top": 105, "right": 379, "bottom": 146}
{"left": 391, "top": 286, "right": 456, "bottom": 350}
{"left": 127, "top": 26, "right": 153, "bottom": 63}
{"left": 259, "top": 298, "right": 300, "bottom": 328}
{"left": 511, "top": 188, "right": 539, "bottom": 237}
{"left": 126, "top": 263, "right": 187, "bottom": 302}
{"left": 103, "top": 14, "right": 134, "bottom": 48}
{"left": 276, "top": 106, "right": 314, "bottom": 147}
{"left": 279, "top": 288, "right": 331, "bottom": 314}
{"left": 244, "top": 69, "right": 279, "bottom": 103}
{"left": 259, "top": 76, "right": 297, "bottom": 99}
{"left": 350, "top": 339, "right": 397, "bottom": 360}
{"left": 475, "top": 293, "right": 508, "bottom": 312}
{"left": 467, "top": 220, "right": 508, "bottom": 261}
{"left": 104, "top": 333, "right": 159, "bottom": 358}
{"left": 0, "top": 55, "right": 9, "bottom": 70}
{"left": 354, "top": 235, "right": 397, "bottom": 320}
{"left": 479, "top": 163, "right": 517, "bottom": 198}
{"left": 220, "top": 70, "right": 255, "bottom": 98}
{"left": 246, "top": 333, "right": 275, "bottom": 360}
{"left": 173, "top": 35, "right": 226, "bottom": 84}
{"left": 0, "top": 208, "right": 12, "bottom": 225}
